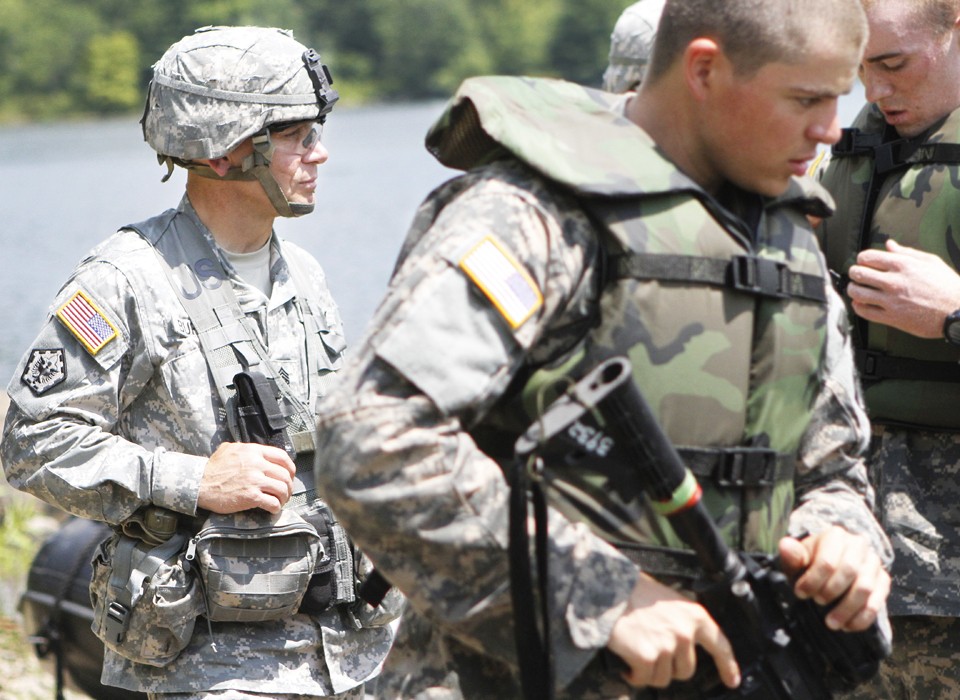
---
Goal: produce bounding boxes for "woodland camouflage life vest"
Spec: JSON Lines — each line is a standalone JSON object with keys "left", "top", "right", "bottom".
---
{"left": 427, "top": 76, "right": 833, "bottom": 568}
{"left": 817, "top": 105, "right": 960, "bottom": 431}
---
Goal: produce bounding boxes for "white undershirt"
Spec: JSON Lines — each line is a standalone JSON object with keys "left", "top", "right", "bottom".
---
{"left": 223, "top": 242, "right": 273, "bottom": 299}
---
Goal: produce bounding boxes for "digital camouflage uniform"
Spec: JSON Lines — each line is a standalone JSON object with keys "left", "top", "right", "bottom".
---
{"left": 816, "top": 103, "right": 960, "bottom": 699}
{"left": 3, "top": 26, "right": 399, "bottom": 699}
{"left": 315, "top": 76, "right": 892, "bottom": 699}
{"left": 1, "top": 200, "right": 393, "bottom": 696}
{"left": 602, "top": 0, "right": 666, "bottom": 93}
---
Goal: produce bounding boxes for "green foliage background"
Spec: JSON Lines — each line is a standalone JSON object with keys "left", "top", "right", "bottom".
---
{"left": 0, "top": 0, "right": 627, "bottom": 123}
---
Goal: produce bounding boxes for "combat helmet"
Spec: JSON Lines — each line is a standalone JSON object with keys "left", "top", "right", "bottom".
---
{"left": 602, "top": 0, "right": 666, "bottom": 93}
{"left": 141, "top": 25, "right": 338, "bottom": 217}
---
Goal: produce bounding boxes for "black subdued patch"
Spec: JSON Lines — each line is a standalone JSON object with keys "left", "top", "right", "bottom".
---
{"left": 22, "top": 348, "right": 67, "bottom": 396}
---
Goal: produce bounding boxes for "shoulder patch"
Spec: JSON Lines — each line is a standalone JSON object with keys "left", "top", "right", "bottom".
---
{"left": 56, "top": 290, "right": 119, "bottom": 355}
{"left": 458, "top": 236, "right": 543, "bottom": 329}
{"left": 22, "top": 348, "right": 66, "bottom": 395}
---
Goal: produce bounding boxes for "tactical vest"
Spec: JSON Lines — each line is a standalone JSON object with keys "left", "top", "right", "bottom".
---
{"left": 125, "top": 203, "right": 340, "bottom": 491}
{"left": 121, "top": 205, "right": 359, "bottom": 613}
{"left": 818, "top": 105, "right": 960, "bottom": 430}
{"left": 427, "top": 77, "right": 831, "bottom": 568}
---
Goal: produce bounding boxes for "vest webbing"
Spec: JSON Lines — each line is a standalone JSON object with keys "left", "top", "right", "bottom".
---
{"left": 679, "top": 446, "right": 794, "bottom": 489}
{"left": 612, "top": 252, "right": 827, "bottom": 303}
{"left": 126, "top": 211, "right": 323, "bottom": 493}
{"left": 855, "top": 349, "right": 960, "bottom": 383}
{"left": 833, "top": 128, "right": 960, "bottom": 173}
{"left": 831, "top": 127, "right": 960, "bottom": 386}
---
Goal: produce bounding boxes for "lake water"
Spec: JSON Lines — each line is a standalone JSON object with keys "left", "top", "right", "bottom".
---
{"left": 0, "top": 85, "right": 868, "bottom": 384}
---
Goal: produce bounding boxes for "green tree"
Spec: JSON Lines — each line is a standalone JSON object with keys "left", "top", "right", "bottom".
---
{"left": 299, "top": 0, "right": 383, "bottom": 102}
{"left": 84, "top": 32, "right": 142, "bottom": 112}
{"left": 0, "top": 0, "right": 103, "bottom": 119}
{"left": 0, "top": 0, "right": 635, "bottom": 123}
{"left": 548, "top": 0, "right": 623, "bottom": 87}
{"left": 473, "top": 0, "right": 560, "bottom": 76}
{"left": 370, "top": 0, "right": 482, "bottom": 99}
{"left": 184, "top": 0, "right": 305, "bottom": 35}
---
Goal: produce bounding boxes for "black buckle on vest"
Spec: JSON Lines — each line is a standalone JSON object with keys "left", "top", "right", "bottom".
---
{"left": 730, "top": 256, "right": 789, "bottom": 299}
{"left": 874, "top": 142, "right": 902, "bottom": 174}
{"left": 858, "top": 350, "right": 882, "bottom": 381}
{"left": 832, "top": 128, "right": 883, "bottom": 157}
{"left": 832, "top": 128, "right": 859, "bottom": 156}
{"left": 715, "top": 448, "right": 778, "bottom": 488}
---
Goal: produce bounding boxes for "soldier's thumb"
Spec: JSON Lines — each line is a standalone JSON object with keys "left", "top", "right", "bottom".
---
{"left": 777, "top": 536, "right": 811, "bottom": 577}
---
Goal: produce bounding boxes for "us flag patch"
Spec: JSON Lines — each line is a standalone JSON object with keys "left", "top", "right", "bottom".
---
{"left": 459, "top": 236, "right": 543, "bottom": 329}
{"left": 56, "top": 290, "right": 118, "bottom": 355}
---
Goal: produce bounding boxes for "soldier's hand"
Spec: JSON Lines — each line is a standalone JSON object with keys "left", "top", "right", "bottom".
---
{"left": 606, "top": 572, "right": 740, "bottom": 690}
{"left": 198, "top": 442, "right": 296, "bottom": 514}
{"left": 847, "top": 239, "right": 960, "bottom": 338}
{"left": 779, "top": 526, "right": 890, "bottom": 632}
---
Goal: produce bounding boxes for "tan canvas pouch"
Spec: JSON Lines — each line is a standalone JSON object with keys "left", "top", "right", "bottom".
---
{"left": 89, "top": 530, "right": 200, "bottom": 667}
{"left": 185, "top": 508, "right": 320, "bottom": 622}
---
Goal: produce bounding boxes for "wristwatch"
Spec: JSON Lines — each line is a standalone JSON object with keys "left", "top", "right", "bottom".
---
{"left": 944, "top": 308, "right": 960, "bottom": 345}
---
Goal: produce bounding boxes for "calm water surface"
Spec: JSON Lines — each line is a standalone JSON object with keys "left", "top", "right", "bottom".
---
{"left": 0, "top": 101, "right": 455, "bottom": 382}
{"left": 0, "top": 86, "right": 867, "bottom": 384}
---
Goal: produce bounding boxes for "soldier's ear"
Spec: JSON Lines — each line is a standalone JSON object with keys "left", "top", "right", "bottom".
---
{"left": 202, "top": 156, "right": 233, "bottom": 178}
{"left": 684, "top": 38, "right": 723, "bottom": 103}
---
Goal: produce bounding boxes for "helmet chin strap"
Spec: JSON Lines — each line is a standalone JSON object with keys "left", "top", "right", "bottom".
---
{"left": 243, "top": 131, "right": 314, "bottom": 218}
{"left": 187, "top": 130, "right": 313, "bottom": 218}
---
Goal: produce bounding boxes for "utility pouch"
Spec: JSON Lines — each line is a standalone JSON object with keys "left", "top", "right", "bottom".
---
{"left": 185, "top": 508, "right": 320, "bottom": 623}
{"left": 297, "top": 499, "right": 356, "bottom": 615}
{"left": 89, "top": 530, "right": 199, "bottom": 667}
{"left": 120, "top": 506, "right": 179, "bottom": 547}
{"left": 232, "top": 370, "right": 294, "bottom": 456}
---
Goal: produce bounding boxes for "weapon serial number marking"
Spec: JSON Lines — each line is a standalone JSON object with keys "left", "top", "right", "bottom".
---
{"left": 566, "top": 420, "right": 614, "bottom": 457}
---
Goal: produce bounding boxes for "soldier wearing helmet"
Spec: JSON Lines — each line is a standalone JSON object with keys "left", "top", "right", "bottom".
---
{"left": 2, "top": 26, "right": 399, "bottom": 700}
{"left": 602, "top": 0, "right": 666, "bottom": 93}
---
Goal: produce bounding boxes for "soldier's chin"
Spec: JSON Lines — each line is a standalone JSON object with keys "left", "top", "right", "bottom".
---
{"left": 288, "top": 202, "right": 315, "bottom": 217}
{"left": 743, "top": 176, "right": 792, "bottom": 199}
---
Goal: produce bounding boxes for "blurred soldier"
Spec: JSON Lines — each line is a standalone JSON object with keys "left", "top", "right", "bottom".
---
{"left": 603, "top": 0, "right": 666, "bottom": 93}
{"left": 1, "top": 26, "right": 398, "bottom": 700}
{"left": 814, "top": 0, "right": 960, "bottom": 697}
{"left": 315, "top": 0, "right": 892, "bottom": 698}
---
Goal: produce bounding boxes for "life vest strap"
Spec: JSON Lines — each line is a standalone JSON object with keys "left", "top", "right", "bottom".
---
{"left": 855, "top": 349, "right": 960, "bottom": 383}
{"left": 612, "top": 253, "right": 827, "bottom": 303}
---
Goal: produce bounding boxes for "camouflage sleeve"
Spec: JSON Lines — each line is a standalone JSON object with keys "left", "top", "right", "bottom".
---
{"left": 315, "top": 166, "right": 639, "bottom": 688}
{"left": 1, "top": 254, "right": 206, "bottom": 524}
{"left": 788, "top": 283, "right": 894, "bottom": 568}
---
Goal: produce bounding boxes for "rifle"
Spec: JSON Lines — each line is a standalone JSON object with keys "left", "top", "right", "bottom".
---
{"left": 509, "top": 356, "right": 890, "bottom": 700}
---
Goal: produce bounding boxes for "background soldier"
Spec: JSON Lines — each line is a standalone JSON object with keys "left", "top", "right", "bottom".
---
{"left": 315, "top": 0, "right": 891, "bottom": 697}
{"left": 2, "top": 26, "right": 397, "bottom": 700}
{"left": 814, "top": 0, "right": 960, "bottom": 697}
{"left": 602, "top": 0, "right": 666, "bottom": 93}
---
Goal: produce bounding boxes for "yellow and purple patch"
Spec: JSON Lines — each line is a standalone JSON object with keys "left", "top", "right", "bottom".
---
{"left": 56, "top": 290, "right": 118, "bottom": 355}
{"left": 459, "top": 236, "right": 542, "bottom": 329}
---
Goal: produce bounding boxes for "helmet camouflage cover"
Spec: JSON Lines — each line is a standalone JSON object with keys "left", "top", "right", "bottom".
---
{"left": 602, "top": 0, "right": 666, "bottom": 93}
{"left": 142, "top": 25, "right": 338, "bottom": 161}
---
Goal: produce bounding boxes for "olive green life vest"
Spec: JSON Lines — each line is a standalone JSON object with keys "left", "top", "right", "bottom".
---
{"left": 428, "top": 76, "right": 831, "bottom": 565}
{"left": 818, "top": 105, "right": 960, "bottom": 431}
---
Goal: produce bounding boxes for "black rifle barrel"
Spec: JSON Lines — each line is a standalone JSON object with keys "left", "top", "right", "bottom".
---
{"left": 582, "top": 357, "right": 743, "bottom": 581}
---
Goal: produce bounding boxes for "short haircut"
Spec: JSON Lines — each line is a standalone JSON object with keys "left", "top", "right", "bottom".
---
{"left": 645, "top": 0, "right": 868, "bottom": 82}
{"left": 861, "top": 0, "right": 960, "bottom": 34}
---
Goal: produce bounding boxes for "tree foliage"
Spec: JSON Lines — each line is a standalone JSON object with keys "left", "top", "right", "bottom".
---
{"left": 0, "top": 0, "right": 631, "bottom": 123}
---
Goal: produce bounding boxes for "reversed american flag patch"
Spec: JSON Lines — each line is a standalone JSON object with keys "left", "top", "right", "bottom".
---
{"left": 459, "top": 236, "right": 543, "bottom": 329}
{"left": 56, "top": 290, "right": 118, "bottom": 355}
